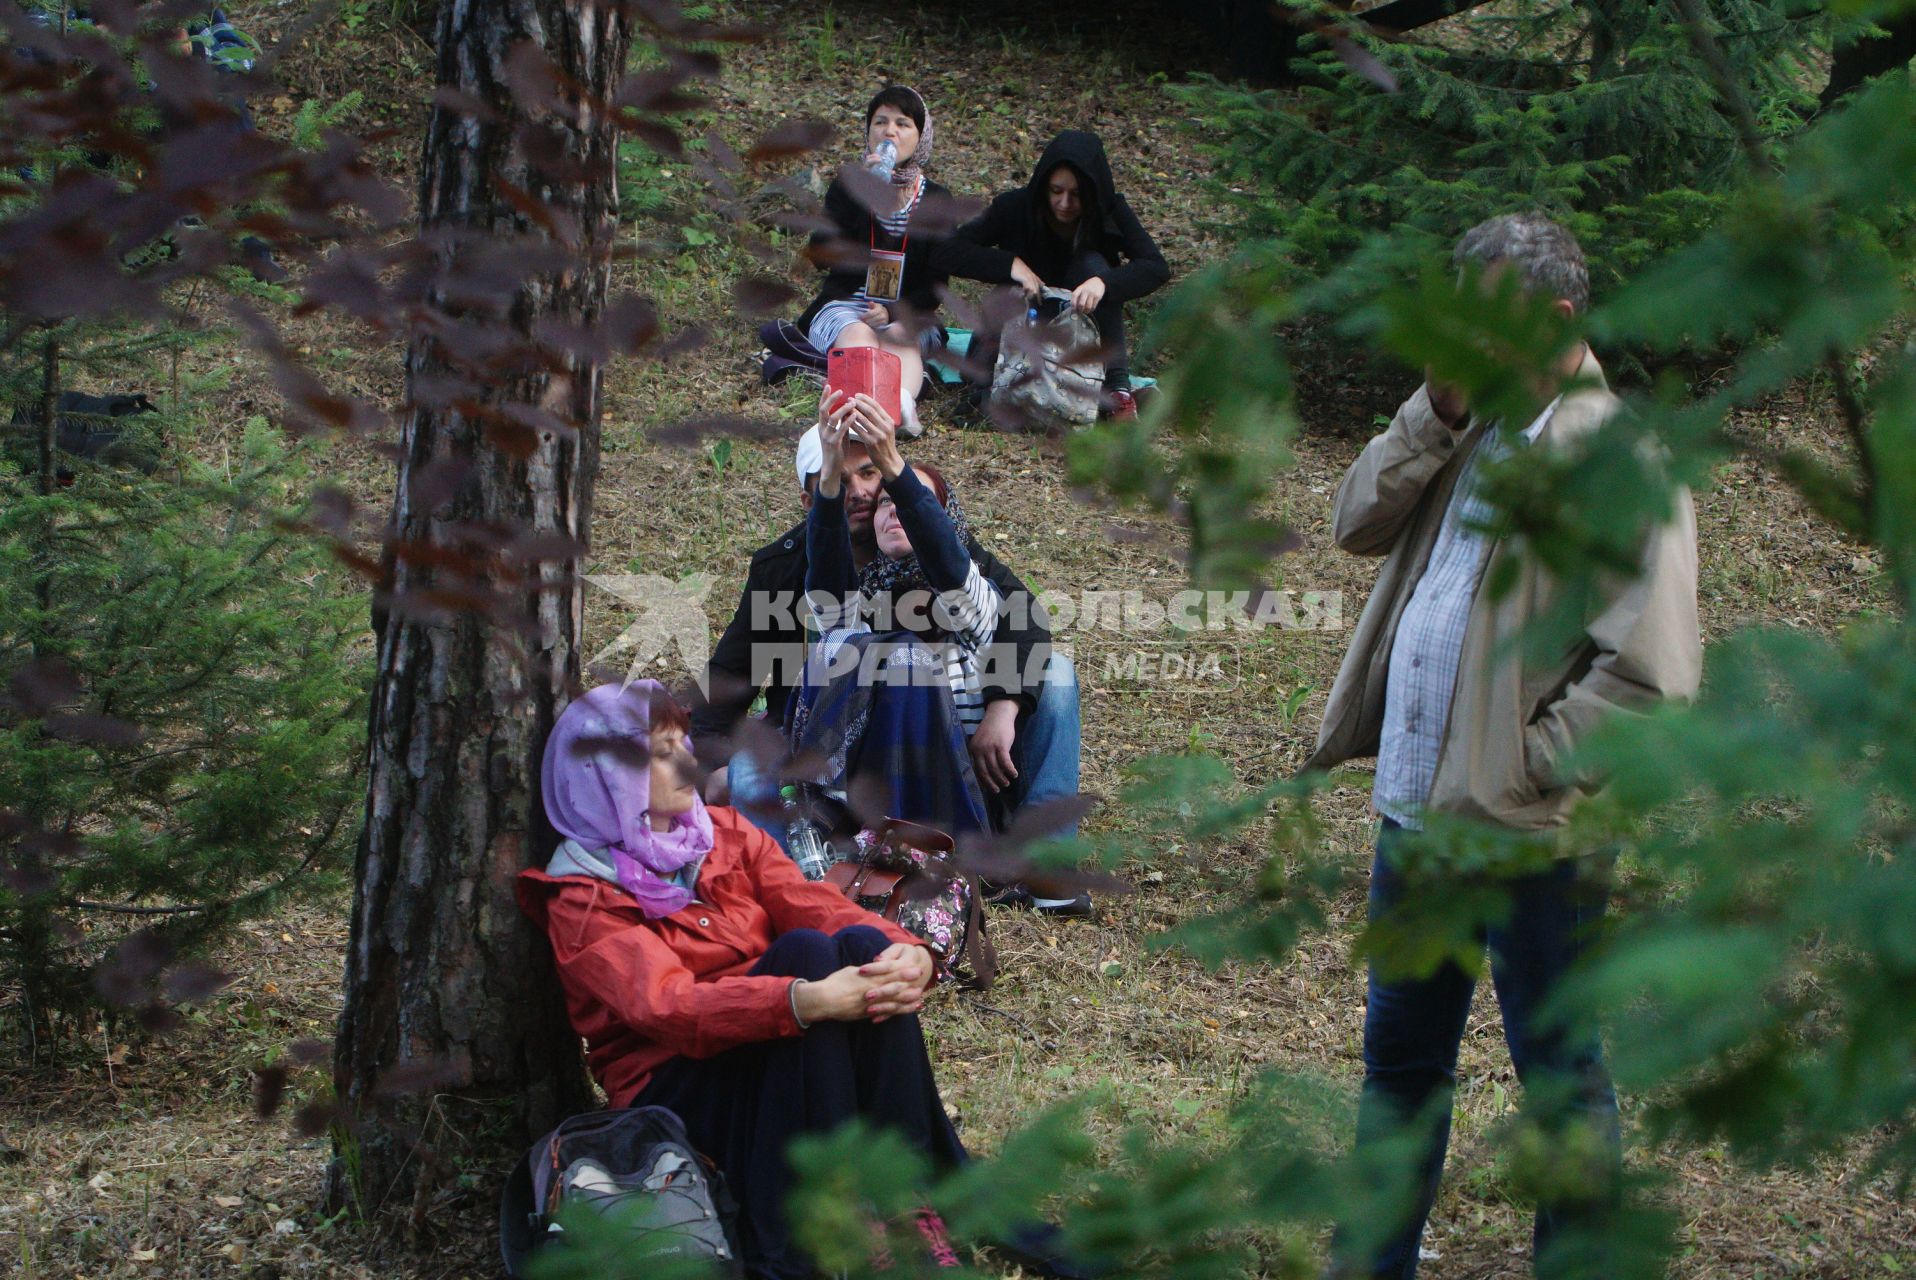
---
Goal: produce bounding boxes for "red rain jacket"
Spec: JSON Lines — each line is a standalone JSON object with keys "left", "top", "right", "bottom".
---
{"left": 516, "top": 806, "right": 921, "bottom": 1106}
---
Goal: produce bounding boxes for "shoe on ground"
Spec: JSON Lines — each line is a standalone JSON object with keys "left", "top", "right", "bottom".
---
{"left": 1099, "top": 388, "right": 1137, "bottom": 421}
{"left": 981, "top": 880, "right": 1033, "bottom": 910}
{"left": 1031, "top": 893, "right": 1093, "bottom": 919}
{"left": 913, "top": 1208, "right": 962, "bottom": 1269}
{"left": 239, "top": 235, "right": 288, "bottom": 284}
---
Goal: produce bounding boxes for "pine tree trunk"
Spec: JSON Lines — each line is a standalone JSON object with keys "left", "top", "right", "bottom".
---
{"left": 326, "top": 0, "right": 628, "bottom": 1226}
{"left": 1821, "top": 14, "right": 1916, "bottom": 109}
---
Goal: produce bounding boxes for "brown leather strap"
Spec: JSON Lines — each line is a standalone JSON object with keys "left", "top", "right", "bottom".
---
{"left": 960, "top": 876, "right": 996, "bottom": 989}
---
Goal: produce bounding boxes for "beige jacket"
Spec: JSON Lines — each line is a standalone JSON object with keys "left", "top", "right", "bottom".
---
{"left": 1303, "top": 351, "right": 1701, "bottom": 830}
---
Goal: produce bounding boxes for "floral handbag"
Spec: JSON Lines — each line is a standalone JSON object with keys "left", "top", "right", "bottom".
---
{"left": 823, "top": 818, "right": 997, "bottom": 989}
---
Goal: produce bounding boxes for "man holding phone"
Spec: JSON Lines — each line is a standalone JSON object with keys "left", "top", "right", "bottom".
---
{"left": 691, "top": 393, "right": 1087, "bottom": 913}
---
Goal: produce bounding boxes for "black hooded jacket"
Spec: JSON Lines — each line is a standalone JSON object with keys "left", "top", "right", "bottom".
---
{"left": 935, "top": 130, "right": 1169, "bottom": 305}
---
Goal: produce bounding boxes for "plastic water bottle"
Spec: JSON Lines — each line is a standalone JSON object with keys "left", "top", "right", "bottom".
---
{"left": 781, "top": 785, "right": 832, "bottom": 880}
{"left": 869, "top": 137, "right": 898, "bottom": 184}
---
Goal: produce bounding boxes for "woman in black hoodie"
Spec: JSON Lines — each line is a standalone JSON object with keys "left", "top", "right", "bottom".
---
{"left": 938, "top": 130, "right": 1170, "bottom": 413}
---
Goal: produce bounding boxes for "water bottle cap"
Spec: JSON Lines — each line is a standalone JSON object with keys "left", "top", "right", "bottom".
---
{"left": 779, "top": 784, "right": 797, "bottom": 798}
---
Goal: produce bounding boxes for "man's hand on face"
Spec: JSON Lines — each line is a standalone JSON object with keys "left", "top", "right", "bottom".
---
{"left": 969, "top": 699, "right": 1020, "bottom": 794}
{"left": 844, "top": 393, "right": 906, "bottom": 480}
{"left": 1423, "top": 371, "right": 1469, "bottom": 430}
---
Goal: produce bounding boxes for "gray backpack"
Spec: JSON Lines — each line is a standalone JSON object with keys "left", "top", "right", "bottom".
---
{"left": 500, "top": 1107, "right": 743, "bottom": 1278}
{"left": 990, "top": 287, "right": 1103, "bottom": 428}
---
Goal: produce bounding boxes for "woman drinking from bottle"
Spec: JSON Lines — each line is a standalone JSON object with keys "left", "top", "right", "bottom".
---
{"left": 796, "top": 85, "right": 966, "bottom": 437}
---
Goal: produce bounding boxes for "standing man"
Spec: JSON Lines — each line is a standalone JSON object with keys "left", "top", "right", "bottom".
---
{"left": 1306, "top": 213, "right": 1701, "bottom": 1278}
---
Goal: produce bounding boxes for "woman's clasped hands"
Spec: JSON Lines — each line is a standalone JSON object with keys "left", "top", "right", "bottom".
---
{"left": 792, "top": 942, "right": 935, "bottom": 1025}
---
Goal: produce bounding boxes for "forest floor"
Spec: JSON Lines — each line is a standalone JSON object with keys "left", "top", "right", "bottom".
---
{"left": 4, "top": 0, "right": 1913, "bottom": 1276}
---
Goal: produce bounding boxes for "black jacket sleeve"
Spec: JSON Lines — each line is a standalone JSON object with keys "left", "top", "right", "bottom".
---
{"left": 804, "top": 490, "right": 859, "bottom": 598}
{"left": 970, "top": 544, "right": 1051, "bottom": 711}
{"left": 932, "top": 191, "right": 1022, "bottom": 285}
{"left": 883, "top": 468, "right": 972, "bottom": 593}
{"left": 1096, "top": 193, "right": 1170, "bottom": 306}
{"left": 690, "top": 535, "right": 811, "bottom": 757}
{"left": 801, "top": 177, "right": 869, "bottom": 312}
{"left": 690, "top": 572, "right": 765, "bottom": 749}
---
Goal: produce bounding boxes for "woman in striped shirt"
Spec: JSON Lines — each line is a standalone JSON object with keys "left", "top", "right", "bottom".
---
{"left": 795, "top": 85, "right": 964, "bottom": 437}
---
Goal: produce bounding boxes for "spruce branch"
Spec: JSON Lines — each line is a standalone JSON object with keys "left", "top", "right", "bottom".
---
{"left": 1671, "top": 0, "right": 1774, "bottom": 173}
{"left": 67, "top": 899, "right": 210, "bottom": 916}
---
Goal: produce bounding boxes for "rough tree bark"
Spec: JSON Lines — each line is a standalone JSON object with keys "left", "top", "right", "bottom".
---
{"left": 326, "top": 0, "right": 630, "bottom": 1225}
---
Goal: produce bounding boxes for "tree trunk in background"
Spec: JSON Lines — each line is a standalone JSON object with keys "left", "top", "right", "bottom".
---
{"left": 1821, "top": 14, "right": 1916, "bottom": 109}
{"left": 327, "top": 0, "right": 628, "bottom": 1225}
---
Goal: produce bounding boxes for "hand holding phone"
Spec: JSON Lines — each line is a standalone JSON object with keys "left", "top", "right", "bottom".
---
{"left": 826, "top": 346, "right": 903, "bottom": 427}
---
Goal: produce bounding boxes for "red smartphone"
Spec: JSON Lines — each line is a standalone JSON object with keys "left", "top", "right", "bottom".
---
{"left": 826, "top": 346, "right": 903, "bottom": 428}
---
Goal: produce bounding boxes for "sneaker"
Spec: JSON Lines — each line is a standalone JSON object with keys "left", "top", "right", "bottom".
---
{"left": 1031, "top": 893, "right": 1094, "bottom": 919}
{"left": 913, "top": 1208, "right": 962, "bottom": 1269}
{"left": 1100, "top": 388, "right": 1137, "bottom": 421}
{"left": 239, "top": 235, "right": 288, "bottom": 284}
{"left": 981, "top": 880, "right": 1033, "bottom": 910}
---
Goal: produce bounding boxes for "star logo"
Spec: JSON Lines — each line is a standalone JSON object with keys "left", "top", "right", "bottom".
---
{"left": 584, "top": 573, "right": 715, "bottom": 692}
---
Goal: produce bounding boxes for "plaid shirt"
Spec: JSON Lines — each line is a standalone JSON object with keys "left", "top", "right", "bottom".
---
{"left": 1373, "top": 399, "right": 1560, "bottom": 830}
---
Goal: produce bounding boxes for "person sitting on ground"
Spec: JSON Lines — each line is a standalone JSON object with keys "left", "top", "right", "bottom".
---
{"left": 516, "top": 680, "right": 963, "bottom": 1280}
{"left": 936, "top": 129, "right": 1169, "bottom": 419}
{"left": 794, "top": 84, "right": 969, "bottom": 437}
{"left": 796, "top": 390, "right": 1092, "bottom": 914}
{"left": 690, "top": 395, "right": 1084, "bottom": 913}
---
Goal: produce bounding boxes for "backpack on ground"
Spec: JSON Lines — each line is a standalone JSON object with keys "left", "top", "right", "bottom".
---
{"left": 824, "top": 817, "right": 997, "bottom": 990}
{"left": 500, "top": 1106, "right": 744, "bottom": 1279}
{"left": 989, "top": 287, "right": 1102, "bottom": 429}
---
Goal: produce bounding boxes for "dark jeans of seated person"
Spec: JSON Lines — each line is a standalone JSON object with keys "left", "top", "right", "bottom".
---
{"left": 730, "top": 652, "right": 1081, "bottom": 854}
{"left": 636, "top": 925, "right": 965, "bottom": 1280}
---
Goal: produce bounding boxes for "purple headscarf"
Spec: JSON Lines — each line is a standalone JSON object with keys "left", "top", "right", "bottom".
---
{"left": 542, "top": 681, "right": 714, "bottom": 919}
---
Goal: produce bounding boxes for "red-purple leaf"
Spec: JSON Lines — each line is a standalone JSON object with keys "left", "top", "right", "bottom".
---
{"left": 293, "top": 1101, "right": 339, "bottom": 1137}
{"left": 1329, "top": 36, "right": 1399, "bottom": 92}
{"left": 745, "top": 119, "right": 833, "bottom": 163}
{"left": 161, "top": 964, "right": 232, "bottom": 1005}
{"left": 731, "top": 275, "right": 798, "bottom": 315}
{"left": 255, "top": 1065, "right": 289, "bottom": 1117}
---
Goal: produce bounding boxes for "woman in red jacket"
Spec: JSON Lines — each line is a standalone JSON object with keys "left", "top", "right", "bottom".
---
{"left": 517, "top": 680, "right": 964, "bottom": 1279}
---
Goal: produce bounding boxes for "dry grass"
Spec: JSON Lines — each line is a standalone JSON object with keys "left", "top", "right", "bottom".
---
{"left": 3, "top": 0, "right": 1912, "bottom": 1276}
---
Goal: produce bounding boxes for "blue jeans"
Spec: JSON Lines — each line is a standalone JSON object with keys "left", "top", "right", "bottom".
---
{"left": 729, "top": 652, "right": 1082, "bottom": 849}
{"left": 1348, "top": 818, "right": 1619, "bottom": 1279}
{"left": 728, "top": 741, "right": 791, "bottom": 853}
{"left": 1000, "top": 651, "right": 1082, "bottom": 839}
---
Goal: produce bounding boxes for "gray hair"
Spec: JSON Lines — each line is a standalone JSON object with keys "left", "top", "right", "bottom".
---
{"left": 1452, "top": 212, "right": 1589, "bottom": 313}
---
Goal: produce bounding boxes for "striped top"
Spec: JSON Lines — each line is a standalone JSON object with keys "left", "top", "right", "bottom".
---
{"left": 847, "top": 175, "right": 923, "bottom": 308}
{"left": 928, "top": 561, "right": 1005, "bottom": 734}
